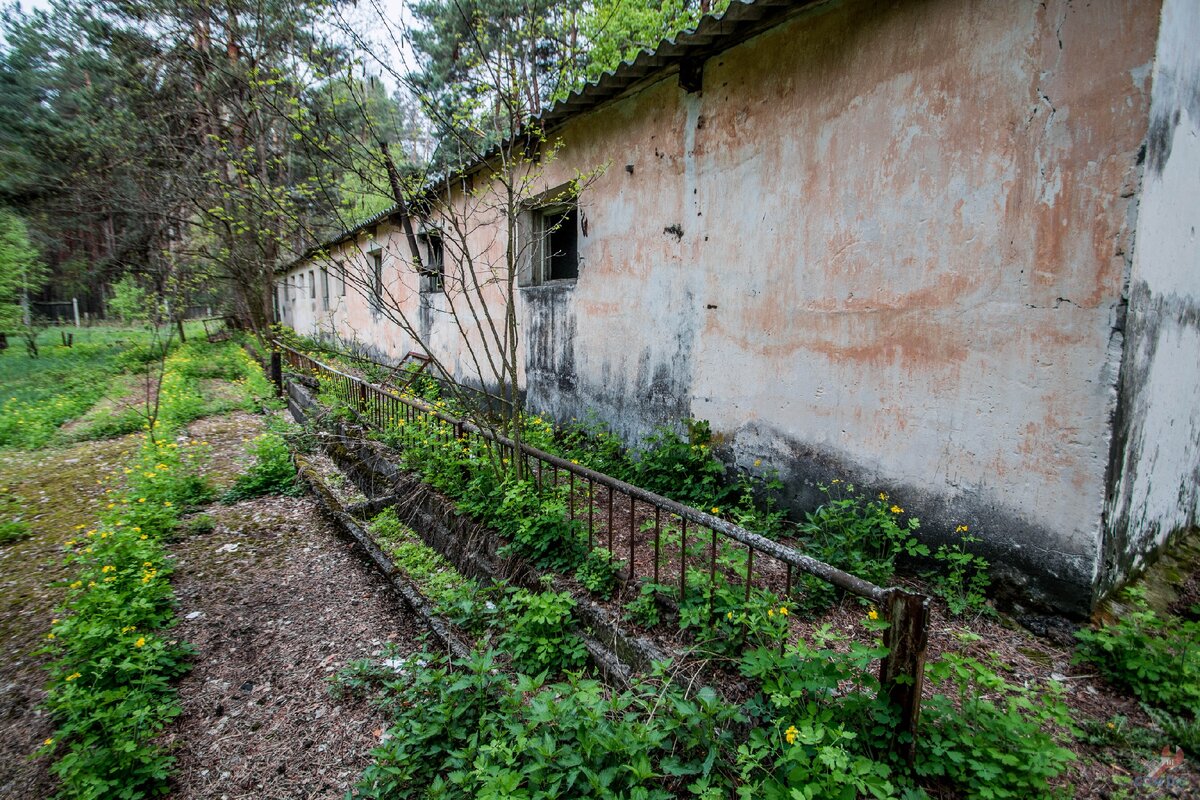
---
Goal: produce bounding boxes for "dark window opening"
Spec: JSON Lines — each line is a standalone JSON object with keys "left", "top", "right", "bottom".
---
{"left": 542, "top": 206, "right": 578, "bottom": 281}
{"left": 420, "top": 234, "right": 445, "bottom": 293}
{"left": 309, "top": 270, "right": 316, "bottom": 299}
{"left": 320, "top": 266, "right": 330, "bottom": 309}
{"left": 371, "top": 252, "right": 383, "bottom": 312}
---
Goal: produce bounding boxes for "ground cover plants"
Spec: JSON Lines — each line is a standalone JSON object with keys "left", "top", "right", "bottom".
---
{"left": 283, "top": 333, "right": 1198, "bottom": 797}
{"left": 29, "top": 333, "right": 279, "bottom": 798}
{"left": 1074, "top": 587, "right": 1200, "bottom": 759}
{"left": 0, "top": 326, "right": 158, "bottom": 449}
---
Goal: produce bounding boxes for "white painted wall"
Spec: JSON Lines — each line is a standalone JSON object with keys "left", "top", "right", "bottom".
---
{"left": 1102, "top": 0, "right": 1200, "bottom": 594}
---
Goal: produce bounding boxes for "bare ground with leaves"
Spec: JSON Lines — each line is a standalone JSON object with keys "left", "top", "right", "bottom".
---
{"left": 162, "top": 411, "right": 422, "bottom": 800}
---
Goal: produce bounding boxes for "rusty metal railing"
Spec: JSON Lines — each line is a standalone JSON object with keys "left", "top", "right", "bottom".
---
{"left": 274, "top": 342, "right": 930, "bottom": 759}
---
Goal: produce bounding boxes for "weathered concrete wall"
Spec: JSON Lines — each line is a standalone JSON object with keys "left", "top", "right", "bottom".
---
{"left": 521, "top": 0, "right": 1157, "bottom": 613}
{"left": 280, "top": 0, "right": 1165, "bottom": 613}
{"left": 1101, "top": 0, "right": 1200, "bottom": 597}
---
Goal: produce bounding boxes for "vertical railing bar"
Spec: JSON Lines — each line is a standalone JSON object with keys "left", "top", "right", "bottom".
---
{"left": 679, "top": 517, "right": 688, "bottom": 603}
{"left": 628, "top": 493, "right": 636, "bottom": 580}
{"left": 569, "top": 472, "right": 575, "bottom": 519}
{"left": 653, "top": 506, "right": 661, "bottom": 585}
{"left": 744, "top": 546, "right": 755, "bottom": 603}
{"left": 607, "top": 486, "right": 614, "bottom": 553}
{"left": 587, "top": 478, "right": 594, "bottom": 550}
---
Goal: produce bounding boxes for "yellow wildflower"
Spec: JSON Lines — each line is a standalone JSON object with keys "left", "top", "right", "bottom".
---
{"left": 711, "top": 507, "right": 721, "bottom": 515}
{"left": 879, "top": 492, "right": 887, "bottom": 501}
{"left": 134, "top": 637, "right": 145, "bottom": 648}
{"left": 779, "top": 606, "right": 788, "bottom": 616}
{"left": 43, "top": 738, "right": 53, "bottom": 746}
{"left": 868, "top": 609, "right": 879, "bottom": 621}
{"left": 890, "top": 505, "right": 903, "bottom": 514}
{"left": 65, "top": 672, "right": 81, "bottom": 681}
{"left": 785, "top": 725, "right": 798, "bottom": 745}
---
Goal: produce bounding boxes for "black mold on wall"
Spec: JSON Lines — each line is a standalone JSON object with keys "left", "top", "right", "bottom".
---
{"left": 719, "top": 421, "right": 1098, "bottom": 617}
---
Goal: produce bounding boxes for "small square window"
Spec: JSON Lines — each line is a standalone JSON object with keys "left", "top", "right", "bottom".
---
{"left": 521, "top": 198, "right": 579, "bottom": 286}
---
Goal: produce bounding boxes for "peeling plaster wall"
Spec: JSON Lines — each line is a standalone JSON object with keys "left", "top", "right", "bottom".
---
{"left": 279, "top": 0, "right": 1162, "bottom": 613}
{"left": 1102, "top": 0, "right": 1200, "bottom": 597}
{"left": 519, "top": 0, "right": 1159, "bottom": 613}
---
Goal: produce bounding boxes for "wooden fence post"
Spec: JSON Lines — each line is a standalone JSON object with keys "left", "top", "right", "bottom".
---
{"left": 878, "top": 587, "right": 930, "bottom": 765}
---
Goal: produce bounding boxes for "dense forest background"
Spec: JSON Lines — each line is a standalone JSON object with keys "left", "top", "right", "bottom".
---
{"left": 0, "top": 0, "right": 726, "bottom": 330}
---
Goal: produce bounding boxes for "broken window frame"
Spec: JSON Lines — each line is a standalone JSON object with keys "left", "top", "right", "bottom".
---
{"left": 519, "top": 185, "right": 580, "bottom": 287}
{"left": 418, "top": 231, "right": 445, "bottom": 294}
{"left": 370, "top": 251, "right": 384, "bottom": 314}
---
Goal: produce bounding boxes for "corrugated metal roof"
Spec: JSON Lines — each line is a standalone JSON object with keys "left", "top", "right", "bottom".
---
{"left": 283, "top": 0, "right": 814, "bottom": 272}
{"left": 536, "top": 0, "right": 812, "bottom": 127}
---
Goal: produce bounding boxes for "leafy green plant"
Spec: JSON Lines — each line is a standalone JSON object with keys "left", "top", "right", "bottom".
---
{"left": 917, "top": 653, "right": 1076, "bottom": 799}
{"left": 1144, "top": 705, "right": 1200, "bottom": 759}
{"left": 493, "top": 481, "right": 586, "bottom": 571}
{"left": 793, "top": 482, "right": 928, "bottom": 611}
{"left": 1075, "top": 587, "right": 1200, "bottom": 713}
{"left": 356, "top": 649, "right": 742, "bottom": 799}
{"left": 624, "top": 581, "right": 664, "bottom": 628}
{"left": 222, "top": 432, "right": 304, "bottom": 502}
{"left": 575, "top": 547, "right": 623, "bottom": 597}
{"left": 633, "top": 419, "right": 738, "bottom": 510}
{"left": 186, "top": 514, "right": 216, "bottom": 535}
{"left": 928, "top": 525, "right": 992, "bottom": 616}
{"left": 499, "top": 587, "right": 587, "bottom": 675}
{"left": 107, "top": 275, "right": 154, "bottom": 325}
{"left": 0, "top": 486, "right": 31, "bottom": 544}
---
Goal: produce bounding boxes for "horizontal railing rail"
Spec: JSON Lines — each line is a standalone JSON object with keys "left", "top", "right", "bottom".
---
{"left": 273, "top": 341, "right": 930, "bottom": 761}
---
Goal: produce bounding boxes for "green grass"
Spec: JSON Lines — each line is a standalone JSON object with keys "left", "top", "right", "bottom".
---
{"left": 0, "top": 324, "right": 257, "bottom": 450}
{"left": 0, "top": 327, "right": 157, "bottom": 449}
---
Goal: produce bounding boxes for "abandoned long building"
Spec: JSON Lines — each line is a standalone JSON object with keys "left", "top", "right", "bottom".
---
{"left": 276, "top": 0, "right": 1200, "bottom": 615}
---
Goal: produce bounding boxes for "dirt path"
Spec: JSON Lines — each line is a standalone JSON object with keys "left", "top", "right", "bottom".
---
{"left": 0, "top": 437, "right": 137, "bottom": 798}
{"left": 1, "top": 406, "right": 424, "bottom": 799}
{"left": 162, "top": 411, "right": 422, "bottom": 800}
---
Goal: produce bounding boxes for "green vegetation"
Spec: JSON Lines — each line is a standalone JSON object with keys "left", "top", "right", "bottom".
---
{"left": 40, "top": 399, "right": 208, "bottom": 797}
{"left": 1074, "top": 588, "right": 1200, "bottom": 760}
{"left": 0, "top": 327, "right": 155, "bottom": 449}
{"left": 346, "top": 649, "right": 739, "bottom": 800}
{"left": 25, "top": 333, "right": 278, "bottom": 798}
{"left": 1075, "top": 588, "right": 1200, "bottom": 711}
{"left": 221, "top": 430, "right": 303, "bottom": 502}
{"left": 792, "top": 482, "right": 929, "bottom": 612}
{"left": 575, "top": 547, "right": 622, "bottom": 598}
{"left": 0, "top": 484, "right": 31, "bottom": 544}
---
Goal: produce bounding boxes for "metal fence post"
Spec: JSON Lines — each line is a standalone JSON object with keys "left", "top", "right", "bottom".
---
{"left": 878, "top": 588, "right": 930, "bottom": 764}
{"left": 270, "top": 351, "right": 283, "bottom": 396}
